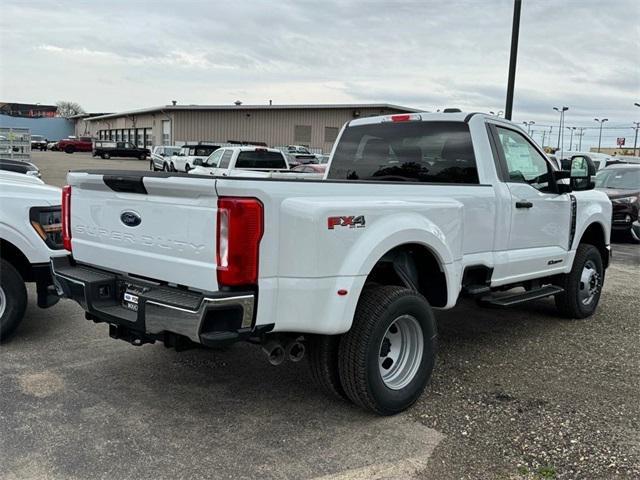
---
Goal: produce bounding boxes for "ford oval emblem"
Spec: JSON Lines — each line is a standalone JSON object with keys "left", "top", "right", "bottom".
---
{"left": 120, "top": 211, "right": 142, "bottom": 227}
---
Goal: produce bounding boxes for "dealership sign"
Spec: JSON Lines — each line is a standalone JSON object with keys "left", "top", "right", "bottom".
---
{"left": 617, "top": 137, "right": 625, "bottom": 146}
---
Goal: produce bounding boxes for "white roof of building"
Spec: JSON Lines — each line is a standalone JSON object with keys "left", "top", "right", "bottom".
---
{"left": 85, "top": 103, "right": 420, "bottom": 121}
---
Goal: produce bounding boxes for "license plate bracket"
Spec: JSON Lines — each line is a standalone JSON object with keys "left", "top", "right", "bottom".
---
{"left": 120, "top": 283, "right": 148, "bottom": 313}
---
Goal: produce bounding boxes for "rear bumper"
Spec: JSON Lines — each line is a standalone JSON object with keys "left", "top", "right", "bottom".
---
{"left": 51, "top": 256, "right": 266, "bottom": 348}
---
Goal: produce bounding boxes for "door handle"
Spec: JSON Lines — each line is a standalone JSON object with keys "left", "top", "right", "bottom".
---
{"left": 515, "top": 201, "right": 533, "bottom": 209}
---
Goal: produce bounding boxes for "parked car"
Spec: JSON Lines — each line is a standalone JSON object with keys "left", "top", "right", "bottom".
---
{"left": 0, "top": 170, "right": 65, "bottom": 340}
{"left": 595, "top": 163, "right": 640, "bottom": 240}
{"left": 52, "top": 111, "right": 611, "bottom": 415}
{"left": 92, "top": 141, "right": 150, "bottom": 160}
{"left": 189, "top": 146, "right": 289, "bottom": 176}
{"left": 150, "top": 146, "right": 182, "bottom": 171}
{"left": 0, "top": 158, "right": 41, "bottom": 178}
{"left": 30, "top": 135, "right": 48, "bottom": 151}
{"left": 58, "top": 137, "right": 93, "bottom": 154}
{"left": 170, "top": 143, "right": 221, "bottom": 172}
{"left": 282, "top": 145, "right": 319, "bottom": 168}
{"left": 47, "top": 141, "right": 60, "bottom": 151}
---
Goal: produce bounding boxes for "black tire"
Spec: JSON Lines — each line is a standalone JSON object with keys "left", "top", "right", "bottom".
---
{"left": 64, "top": 145, "right": 75, "bottom": 154}
{"left": 101, "top": 152, "right": 110, "bottom": 159}
{"left": 555, "top": 243, "right": 604, "bottom": 319}
{"left": 307, "top": 334, "right": 347, "bottom": 400}
{"left": 185, "top": 164, "right": 191, "bottom": 173}
{"left": 170, "top": 163, "right": 176, "bottom": 172}
{"left": 139, "top": 153, "right": 146, "bottom": 160}
{"left": 163, "top": 163, "right": 169, "bottom": 172}
{"left": 338, "top": 286, "right": 437, "bottom": 415}
{"left": 0, "top": 259, "right": 28, "bottom": 341}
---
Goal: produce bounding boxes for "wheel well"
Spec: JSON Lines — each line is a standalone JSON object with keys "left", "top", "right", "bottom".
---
{"left": 0, "top": 239, "right": 32, "bottom": 281}
{"left": 366, "top": 244, "right": 447, "bottom": 307}
{"left": 578, "top": 222, "right": 608, "bottom": 268}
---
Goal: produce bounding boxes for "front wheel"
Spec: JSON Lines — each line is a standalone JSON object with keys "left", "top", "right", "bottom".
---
{"left": 338, "top": 286, "right": 437, "bottom": 415}
{"left": 101, "top": 152, "right": 110, "bottom": 159}
{"left": 0, "top": 259, "right": 28, "bottom": 341}
{"left": 139, "top": 153, "right": 146, "bottom": 160}
{"left": 185, "top": 164, "right": 191, "bottom": 173}
{"left": 64, "top": 146, "right": 75, "bottom": 154}
{"left": 555, "top": 243, "right": 604, "bottom": 318}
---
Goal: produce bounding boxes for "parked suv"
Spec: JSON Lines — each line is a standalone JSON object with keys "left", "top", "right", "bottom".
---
{"left": 30, "top": 135, "right": 48, "bottom": 151}
{"left": 93, "top": 141, "right": 150, "bottom": 160}
{"left": 595, "top": 163, "right": 640, "bottom": 240}
{"left": 170, "top": 143, "right": 220, "bottom": 172}
{"left": 150, "top": 146, "right": 181, "bottom": 171}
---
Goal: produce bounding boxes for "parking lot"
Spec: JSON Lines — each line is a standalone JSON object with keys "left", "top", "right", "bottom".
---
{"left": 1, "top": 152, "right": 639, "bottom": 479}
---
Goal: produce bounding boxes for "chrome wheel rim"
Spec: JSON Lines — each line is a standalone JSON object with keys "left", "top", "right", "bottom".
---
{"left": 0, "top": 286, "right": 6, "bottom": 318}
{"left": 578, "top": 259, "right": 601, "bottom": 306}
{"left": 378, "top": 314, "right": 424, "bottom": 390}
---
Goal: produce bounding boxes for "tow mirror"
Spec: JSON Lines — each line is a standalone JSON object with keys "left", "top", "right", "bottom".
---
{"left": 570, "top": 155, "right": 596, "bottom": 191}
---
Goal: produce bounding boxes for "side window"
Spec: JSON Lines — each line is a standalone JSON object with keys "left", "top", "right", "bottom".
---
{"left": 496, "top": 127, "right": 550, "bottom": 190}
{"left": 219, "top": 150, "right": 233, "bottom": 168}
{"left": 116, "top": 142, "right": 125, "bottom": 148}
{"left": 206, "top": 149, "right": 223, "bottom": 167}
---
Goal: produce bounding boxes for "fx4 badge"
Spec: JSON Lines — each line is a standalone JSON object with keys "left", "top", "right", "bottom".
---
{"left": 328, "top": 215, "right": 366, "bottom": 230}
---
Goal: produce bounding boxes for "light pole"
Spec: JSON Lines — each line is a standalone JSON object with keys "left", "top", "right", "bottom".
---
{"left": 553, "top": 106, "right": 568, "bottom": 150}
{"left": 523, "top": 121, "right": 535, "bottom": 135}
{"left": 575, "top": 127, "right": 587, "bottom": 151}
{"left": 541, "top": 129, "right": 547, "bottom": 148}
{"left": 504, "top": 0, "right": 522, "bottom": 120}
{"left": 567, "top": 126, "right": 576, "bottom": 150}
{"left": 633, "top": 121, "right": 640, "bottom": 157}
{"left": 594, "top": 118, "right": 608, "bottom": 153}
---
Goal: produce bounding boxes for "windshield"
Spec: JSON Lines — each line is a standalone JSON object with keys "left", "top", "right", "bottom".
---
{"left": 192, "top": 146, "right": 218, "bottom": 156}
{"left": 236, "top": 150, "right": 287, "bottom": 169}
{"left": 595, "top": 168, "right": 640, "bottom": 190}
{"left": 327, "top": 121, "right": 479, "bottom": 183}
{"left": 31, "top": 135, "right": 44, "bottom": 141}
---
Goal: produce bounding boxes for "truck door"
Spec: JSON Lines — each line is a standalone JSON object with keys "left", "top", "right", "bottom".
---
{"left": 491, "top": 125, "right": 571, "bottom": 279}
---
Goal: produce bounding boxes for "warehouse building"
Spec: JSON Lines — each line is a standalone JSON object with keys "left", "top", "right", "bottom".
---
{"left": 75, "top": 103, "right": 418, "bottom": 153}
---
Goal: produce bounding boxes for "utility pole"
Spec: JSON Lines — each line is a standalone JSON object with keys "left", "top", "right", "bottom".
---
{"left": 504, "top": 0, "right": 522, "bottom": 120}
{"left": 633, "top": 121, "right": 640, "bottom": 157}
{"left": 541, "top": 129, "right": 546, "bottom": 148}
{"left": 594, "top": 118, "right": 608, "bottom": 153}
{"left": 574, "top": 127, "right": 586, "bottom": 151}
{"left": 567, "top": 126, "right": 576, "bottom": 150}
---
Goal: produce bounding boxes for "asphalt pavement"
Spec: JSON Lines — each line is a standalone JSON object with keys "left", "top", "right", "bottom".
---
{"left": 1, "top": 152, "right": 638, "bottom": 479}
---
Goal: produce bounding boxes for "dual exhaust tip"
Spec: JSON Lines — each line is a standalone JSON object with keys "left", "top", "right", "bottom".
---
{"left": 262, "top": 338, "right": 305, "bottom": 365}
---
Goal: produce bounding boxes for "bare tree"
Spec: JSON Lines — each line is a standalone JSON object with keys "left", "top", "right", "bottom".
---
{"left": 56, "top": 101, "right": 85, "bottom": 118}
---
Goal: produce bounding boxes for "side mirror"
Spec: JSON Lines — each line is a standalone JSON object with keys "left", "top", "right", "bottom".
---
{"left": 193, "top": 159, "right": 203, "bottom": 166}
{"left": 570, "top": 155, "right": 596, "bottom": 191}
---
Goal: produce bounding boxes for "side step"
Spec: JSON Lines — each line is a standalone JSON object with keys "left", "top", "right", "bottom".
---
{"left": 479, "top": 285, "right": 564, "bottom": 308}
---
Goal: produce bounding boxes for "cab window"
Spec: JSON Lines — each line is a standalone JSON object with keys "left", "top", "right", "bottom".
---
{"left": 204, "top": 149, "right": 223, "bottom": 167}
{"left": 496, "top": 127, "right": 550, "bottom": 190}
{"left": 219, "top": 150, "right": 233, "bottom": 168}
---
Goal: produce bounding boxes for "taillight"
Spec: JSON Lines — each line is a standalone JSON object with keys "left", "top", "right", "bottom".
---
{"left": 62, "top": 185, "right": 72, "bottom": 251}
{"left": 385, "top": 113, "right": 422, "bottom": 123}
{"left": 216, "top": 197, "right": 263, "bottom": 286}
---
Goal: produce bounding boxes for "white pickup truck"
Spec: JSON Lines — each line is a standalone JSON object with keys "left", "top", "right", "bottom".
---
{"left": 189, "top": 146, "right": 289, "bottom": 177}
{"left": 52, "top": 112, "right": 611, "bottom": 415}
{"left": 1, "top": 171, "right": 65, "bottom": 339}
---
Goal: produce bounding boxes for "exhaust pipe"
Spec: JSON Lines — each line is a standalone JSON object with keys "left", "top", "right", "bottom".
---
{"left": 285, "top": 339, "right": 305, "bottom": 362}
{"left": 262, "top": 340, "right": 285, "bottom": 366}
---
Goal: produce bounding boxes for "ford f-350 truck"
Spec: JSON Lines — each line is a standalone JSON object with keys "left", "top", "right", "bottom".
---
{"left": 51, "top": 112, "right": 611, "bottom": 415}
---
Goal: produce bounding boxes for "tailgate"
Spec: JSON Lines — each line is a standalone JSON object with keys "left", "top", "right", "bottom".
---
{"left": 67, "top": 172, "right": 219, "bottom": 292}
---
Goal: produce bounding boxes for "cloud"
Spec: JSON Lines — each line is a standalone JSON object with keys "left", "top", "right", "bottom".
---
{"left": 1, "top": 0, "right": 639, "bottom": 150}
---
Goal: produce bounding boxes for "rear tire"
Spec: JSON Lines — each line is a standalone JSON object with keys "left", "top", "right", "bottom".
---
{"left": 139, "top": 153, "right": 146, "bottom": 160}
{"left": 555, "top": 243, "right": 604, "bottom": 319}
{"left": 338, "top": 286, "right": 437, "bottom": 415}
{"left": 64, "top": 145, "right": 75, "bottom": 154}
{"left": 0, "top": 259, "right": 28, "bottom": 341}
{"left": 101, "top": 152, "right": 110, "bottom": 159}
{"left": 307, "top": 335, "right": 347, "bottom": 400}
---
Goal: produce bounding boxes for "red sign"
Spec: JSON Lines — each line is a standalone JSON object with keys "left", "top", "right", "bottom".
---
{"left": 617, "top": 137, "right": 625, "bottom": 146}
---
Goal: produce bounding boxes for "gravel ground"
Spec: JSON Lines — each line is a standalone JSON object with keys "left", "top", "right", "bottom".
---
{"left": 415, "top": 246, "right": 640, "bottom": 479}
{"left": 5, "top": 151, "right": 638, "bottom": 479}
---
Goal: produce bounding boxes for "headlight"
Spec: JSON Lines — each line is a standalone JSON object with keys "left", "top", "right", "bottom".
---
{"left": 30, "top": 206, "right": 63, "bottom": 249}
{"left": 613, "top": 196, "right": 638, "bottom": 204}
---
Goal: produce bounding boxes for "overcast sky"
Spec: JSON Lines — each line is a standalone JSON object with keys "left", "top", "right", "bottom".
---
{"left": 1, "top": 0, "right": 638, "bottom": 149}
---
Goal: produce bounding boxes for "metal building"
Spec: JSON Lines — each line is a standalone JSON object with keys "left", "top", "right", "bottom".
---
{"left": 76, "top": 103, "right": 417, "bottom": 153}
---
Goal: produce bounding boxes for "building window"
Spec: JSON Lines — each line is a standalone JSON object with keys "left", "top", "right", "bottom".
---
{"left": 324, "top": 127, "right": 339, "bottom": 143}
{"left": 294, "top": 125, "right": 312, "bottom": 144}
{"left": 144, "top": 128, "right": 153, "bottom": 147}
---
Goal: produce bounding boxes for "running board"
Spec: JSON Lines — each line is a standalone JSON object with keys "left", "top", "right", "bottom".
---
{"left": 479, "top": 285, "right": 564, "bottom": 308}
